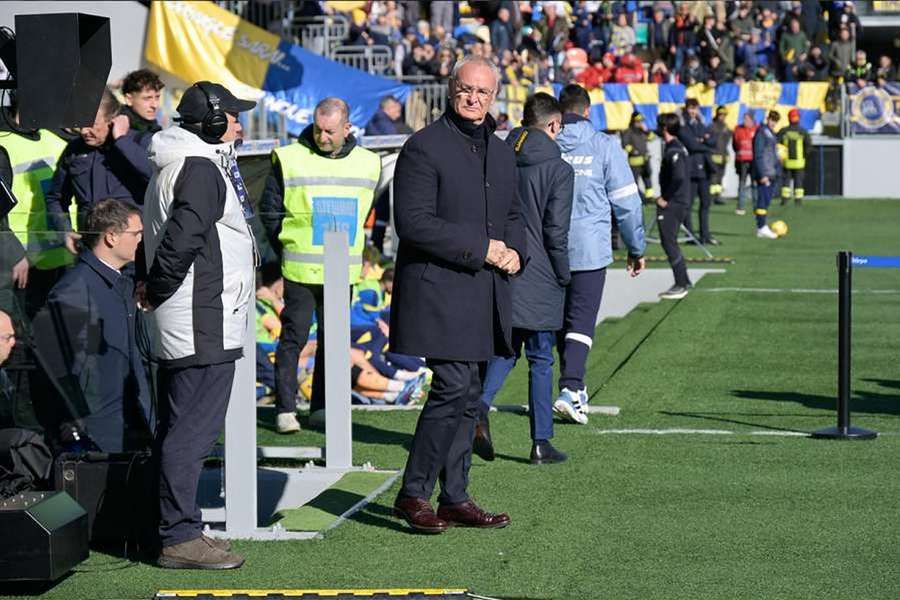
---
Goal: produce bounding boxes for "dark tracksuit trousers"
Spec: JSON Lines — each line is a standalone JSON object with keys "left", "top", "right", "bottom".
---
{"left": 685, "top": 176, "right": 712, "bottom": 242}
{"left": 275, "top": 280, "right": 326, "bottom": 415}
{"left": 558, "top": 268, "right": 607, "bottom": 392}
{"left": 658, "top": 202, "right": 691, "bottom": 287}
{"left": 156, "top": 362, "right": 235, "bottom": 547}
{"left": 400, "top": 360, "right": 485, "bottom": 505}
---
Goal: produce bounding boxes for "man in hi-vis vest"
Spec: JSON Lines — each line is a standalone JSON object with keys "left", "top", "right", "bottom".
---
{"left": 260, "top": 98, "right": 380, "bottom": 434}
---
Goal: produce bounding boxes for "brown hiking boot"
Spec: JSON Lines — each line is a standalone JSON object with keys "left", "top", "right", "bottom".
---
{"left": 202, "top": 533, "right": 232, "bottom": 552}
{"left": 157, "top": 536, "right": 244, "bottom": 570}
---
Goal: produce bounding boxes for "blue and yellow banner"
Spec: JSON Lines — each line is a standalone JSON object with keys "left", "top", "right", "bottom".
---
{"left": 500, "top": 81, "right": 829, "bottom": 133}
{"left": 145, "top": 1, "right": 409, "bottom": 135}
{"left": 847, "top": 82, "right": 900, "bottom": 134}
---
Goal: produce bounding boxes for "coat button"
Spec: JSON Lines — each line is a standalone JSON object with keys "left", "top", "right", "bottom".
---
{"left": 485, "top": 181, "right": 491, "bottom": 188}
{"left": 470, "top": 145, "right": 478, "bottom": 153}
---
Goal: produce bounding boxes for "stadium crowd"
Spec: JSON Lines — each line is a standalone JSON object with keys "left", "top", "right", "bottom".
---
{"left": 0, "top": 0, "right": 892, "bottom": 574}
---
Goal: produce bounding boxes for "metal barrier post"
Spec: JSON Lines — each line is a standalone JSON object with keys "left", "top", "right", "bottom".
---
{"left": 812, "top": 251, "right": 876, "bottom": 440}
{"left": 323, "top": 230, "right": 352, "bottom": 468}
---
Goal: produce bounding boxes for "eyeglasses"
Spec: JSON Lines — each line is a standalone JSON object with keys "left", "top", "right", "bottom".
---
{"left": 454, "top": 82, "right": 494, "bottom": 102}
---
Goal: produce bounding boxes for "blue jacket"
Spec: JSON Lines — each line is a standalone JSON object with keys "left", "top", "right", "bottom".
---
{"left": 555, "top": 115, "right": 646, "bottom": 271}
{"left": 752, "top": 124, "right": 779, "bottom": 180}
{"left": 31, "top": 251, "right": 151, "bottom": 452}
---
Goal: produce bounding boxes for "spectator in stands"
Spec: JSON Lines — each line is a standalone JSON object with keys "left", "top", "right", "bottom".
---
{"left": 847, "top": 50, "right": 874, "bottom": 87}
{"left": 576, "top": 52, "right": 615, "bottom": 88}
{"left": 697, "top": 14, "right": 719, "bottom": 65}
{"left": 609, "top": 12, "right": 636, "bottom": 56}
{"left": 829, "top": 25, "right": 854, "bottom": 77}
{"left": 650, "top": 58, "right": 672, "bottom": 83}
{"left": 34, "top": 199, "right": 151, "bottom": 454}
{"left": 751, "top": 28, "right": 776, "bottom": 71}
{"left": 779, "top": 17, "right": 809, "bottom": 81}
{"left": 798, "top": 45, "right": 830, "bottom": 81}
{"left": 679, "top": 98, "right": 718, "bottom": 246}
{"left": 615, "top": 50, "right": 645, "bottom": 83}
{"left": 390, "top": 56, "right": 522, "bottom": 533}
{"left": 402, "top": 42, "right": 437, "bottom": 77}
{"left": 476, "top": 92, "right": 573, "bottom": 466}
{"left": 732, "top": 64, "right": 749, "bottom": 84}
{"left": 732, "top": 111, "right": 758, "bottom": 215}
{"left": 365, "top": 95, "right": 413, "bottom": 135}
{"left": 830, "top": 0, "right": 862, "bottom": 42}
{"left": 668, "top": 4, "right": 698, "bottom": 72}
{"left": 435, "top": 46, "right": 457, "bottom": 80}
{"left": 752, "top": 110, "right": 781, "bottom": 239}
{"left": 491, "top": 6, "right": 515, "bottom": 55}
{"left": 429, "top": 1, "right": 454, "bottom": 38}
{"left": 755, "top": 65, "right": 775, "bottom": 82}
{"left": 680, "top": 53, "right": 706, "bottom": 86}
{"left": 706, "top": 54, "right": 728, "bottom": 85}
{"left": 536, "top": 1, "right": 570, "bottom": 56}
{"left": 713, "top": 17, "right": 736, "bottom": 74}
{"left": 46, "top": 88, "right": 154, "bottom": 255}
{"left": 729, "top": 2, "right": 755, "bottom": 39}
{"left": 655, "top": 112, "right": 692, "bottom": 300}
{"left": 553, "top": 84, "right": 645, "bottom": 425}
{"left": 144, "top": 82, "right": 256, "bottom": 570}
{"left": 120, "top": 69, "right": 164, "bottom": 143}
{"left": 876, "top": 55, "right": 896, "bottom": 82}
{"left": 647, "top": 8, "right": 672, "bottom": 63}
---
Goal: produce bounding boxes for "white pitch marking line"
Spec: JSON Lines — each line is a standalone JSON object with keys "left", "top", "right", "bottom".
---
{"left": 594, "top": 428, "right": 809, "bottom": 437}
{"left": 701, "top": 287, "right": 900, "bottom": 294}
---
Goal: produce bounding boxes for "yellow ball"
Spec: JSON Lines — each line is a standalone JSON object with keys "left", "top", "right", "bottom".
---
{"left": 776, "top": 143, "right": 788, "bottom": 162}
{"left": 770, "top": 220, "right": 789, "bottom": 237}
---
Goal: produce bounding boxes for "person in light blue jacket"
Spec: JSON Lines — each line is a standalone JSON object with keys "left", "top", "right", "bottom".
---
{"left": 552, "top": 84, "right": 646, "bottom": 425}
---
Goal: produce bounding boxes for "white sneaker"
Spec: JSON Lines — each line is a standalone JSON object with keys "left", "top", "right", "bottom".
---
{"left": 756, "top": 225, "right": 778, "bottom": 239}
{"left": 553, "top": 388, "right": 589, "bottom": 425}
{"left": 735, "top": 208, "right": 746, "bottom": 216}
{"left": 276, "top": 412, "right": 301, "bottom": 433}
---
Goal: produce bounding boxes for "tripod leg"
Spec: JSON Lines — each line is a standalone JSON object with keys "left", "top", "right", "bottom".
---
{"left": 679, "top": 224, "right": 713, "bottom": 259}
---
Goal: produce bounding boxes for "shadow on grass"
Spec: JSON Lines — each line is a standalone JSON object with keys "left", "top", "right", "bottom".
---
{"left": 347, "top": 500, "right": 431, "bottom": 534}
{"left": 864, "top": 378, "right": 900, "bottom": 391}
{"left": 731, "top": 388, "right": 900, "bottom": 416}
{"left": 661, "top": 410, "right": 807, "bottom": 433}
{"left": 352, "top": 422, "right": 413, "bottom": 450}
{"left": 495, "top": 452, "right": 531, "bottom": 465}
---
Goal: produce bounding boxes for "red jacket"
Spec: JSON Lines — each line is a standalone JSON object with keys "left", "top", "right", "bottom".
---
{"left": 614, "top": 54, "right": 645, "bottom": 83}
{"left": 733, "top": 124, "right": 758, "bottom": 163}
{"left": 576, "top": 65, "right": 613, "bottom": 88}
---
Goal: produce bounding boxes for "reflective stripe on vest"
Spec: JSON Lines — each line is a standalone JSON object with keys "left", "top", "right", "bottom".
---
{"left": 2, "top": 130, "right": 72, "bottom": 270}
{"left": 274, "top": 142, "right": 380, "bottom": 285}
{"left": 781, "top": 129, "right": 806, "bottom": 170}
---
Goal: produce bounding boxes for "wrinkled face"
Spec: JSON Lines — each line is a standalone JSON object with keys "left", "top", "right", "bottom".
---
{"left": 0, "top": 313, "right": 14, "bottom": 365}
{"left": 314, "top": 109, "right": 351, "bottom": 154}
{"left": 449, "top": 62, "right": 497, "bottom": 124}
{"left": 125, "top": 86, "right": 161, "bottom": 120}
{"left": 79, "top": 107, "right": 113, "bottom": 147}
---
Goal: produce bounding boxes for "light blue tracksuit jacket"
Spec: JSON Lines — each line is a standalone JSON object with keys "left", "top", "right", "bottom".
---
{"left": 556, "top": 116, "right": 646, "bottom": 271}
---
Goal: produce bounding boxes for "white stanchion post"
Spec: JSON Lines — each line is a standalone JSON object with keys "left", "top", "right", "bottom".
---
{"left": 323, "top": 230, "right": 352, "bottom": 469}
{"left": 223, "top": 308, "right": 258, "bottom": 536}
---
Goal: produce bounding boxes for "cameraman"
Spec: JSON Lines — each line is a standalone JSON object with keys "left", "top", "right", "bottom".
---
{"left": 656, "top": 113, "right": 692, "bottom": 299}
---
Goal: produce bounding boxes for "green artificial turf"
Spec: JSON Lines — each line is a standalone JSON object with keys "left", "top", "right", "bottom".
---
{"left": 7, "top": 199, "right": 900, "bottom": 600}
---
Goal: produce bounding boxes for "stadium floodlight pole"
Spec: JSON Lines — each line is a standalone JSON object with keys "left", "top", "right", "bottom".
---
{"left": 811, "top": 251, "right": 876, "bottom": 440}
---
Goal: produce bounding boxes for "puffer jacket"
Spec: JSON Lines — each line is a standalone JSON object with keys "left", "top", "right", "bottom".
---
{"left": 751, "top": 124, "right": 778, "bottom": 180}
{"left": 556, "top": 115, "right": 646, "bottom": 270}
{"left": 143, "top": 126, "right": 256, "bottom": 367}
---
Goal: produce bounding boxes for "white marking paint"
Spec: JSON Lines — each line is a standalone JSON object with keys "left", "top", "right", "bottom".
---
{"left": 594, "top": 428, "right": 810, "bottom": 437}
{"left": 701, "top": 287, "right": 900, "bottom": 295}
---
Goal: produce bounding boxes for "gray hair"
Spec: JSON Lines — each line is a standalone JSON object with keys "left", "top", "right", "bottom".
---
{"left": 315, "top": 97, "right": 350, "bottom": 124}
{"left": 449, "top": 56, "right": 501, "bottom": 92}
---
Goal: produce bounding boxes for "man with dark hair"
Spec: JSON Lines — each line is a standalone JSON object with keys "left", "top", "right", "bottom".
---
{"left": 261, "top": 96, "right": 381, "bottom": 433}
{"left": 553, "top": 83, "right": 645, "bottom": 425}
{"left": 655, "top": 113, "right": 692, "bottom": 299}
{"left": 34, "top": 199, "right": 151, "bottom": 453}
{"left": 474, "top": 91, "right": 573, "bottom": 464}
{"left": 46, "top": 87, "right": 155, "bottom": 256}
{"left": 120, "top": 68, "right": 164, "bottom": 142}
{"left": 678, "top": 97, "right": 718, "bottom": 245}
{"left": 144, "top": 81, "right": 257, "bottom": 569}
{"left": 752, "top": 110, "right": 781, "bottom": 239}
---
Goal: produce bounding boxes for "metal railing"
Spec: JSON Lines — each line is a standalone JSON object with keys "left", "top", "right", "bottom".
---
{"left": 402, "top": 81, "right": 448, "bottom": 130}
{"left": 213, "top": 0, "right": 286, "bottom": 35}
{"left": 288, "top": 15, "right": 350, "bottom": 56}
{"left": 331, "top": 45, "right": 394, "bottom": 75}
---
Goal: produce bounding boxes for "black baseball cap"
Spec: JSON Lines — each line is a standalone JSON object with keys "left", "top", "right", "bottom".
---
{"left": 176, "top": 81, "right": 257, "bottom": 123}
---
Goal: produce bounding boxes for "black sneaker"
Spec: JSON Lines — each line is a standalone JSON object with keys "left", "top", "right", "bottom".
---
{"left": 659, "top": 285, "right": 689, "bottom": 300}
{"left": 530, "top": 441, "right": 568, "bottom": 465}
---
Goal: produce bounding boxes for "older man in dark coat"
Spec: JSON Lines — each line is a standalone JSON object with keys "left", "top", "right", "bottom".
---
{"left": 474, "top": 92, "right": 573, "bottom": 466}
{"left": 390, "top": 56, "right": 526, "bottom": 533}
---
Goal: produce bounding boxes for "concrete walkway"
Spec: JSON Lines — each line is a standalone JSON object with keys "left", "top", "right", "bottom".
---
{"left": 597, "top": 268, "right": 726, "bottom": 323}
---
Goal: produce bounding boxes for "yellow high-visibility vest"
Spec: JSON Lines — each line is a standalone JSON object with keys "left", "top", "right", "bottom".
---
{"left": 273, "top": 142, "right": 380, "bottom": 285}
{"left": 1, "top": 129, "right": 73, "bottom": 269}
{"left": 780, "top": 129, "right": 806, "bottom": 170}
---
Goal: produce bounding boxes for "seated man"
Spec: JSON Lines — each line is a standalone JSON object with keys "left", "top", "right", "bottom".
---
{"left": 33, "top": 199, "right": 151, "bottom": 452}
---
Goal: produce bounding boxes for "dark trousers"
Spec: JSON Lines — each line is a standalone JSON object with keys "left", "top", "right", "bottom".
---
{"left": 155, "top": 361, "right": 235, "bottom": 547}
{"left": 755, "top": 180, "right": 775, "bottom": 228}
{"left": 400, "top": 360, "right": 485, "bottom": 505}
{"left": 736, "top": 161, "right": 754, "bottom": 210}
{"left": 780, "top": 168, "right": 805, "bottom": 201}
{"left": 658, "top": 203, "right": 691, "bottom": 287}
{"left": 479, "top": 329, "right": 556, "bottom": 441}
{"left": 558, "top": 268, "right": 606, "bottom": 392}
{"left": 275, "top": 280, "right": 325, "bottom": 414}
{"left": 684, "top": 177, "right": 712, "bottom": 242}
{"left": 370, "top": 190, "right": 391, "bottom": 253}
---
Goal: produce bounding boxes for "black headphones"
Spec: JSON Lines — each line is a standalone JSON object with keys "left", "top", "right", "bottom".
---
{"left": 196, "top": 82, "right": 228, "bottom": 139}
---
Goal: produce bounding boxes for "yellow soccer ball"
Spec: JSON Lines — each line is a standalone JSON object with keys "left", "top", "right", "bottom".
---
{"left": 776, "top": 143, "right": 788, "bottom": 162}
{"left": 770, "top": 220, "right": 789, "bottom": 237}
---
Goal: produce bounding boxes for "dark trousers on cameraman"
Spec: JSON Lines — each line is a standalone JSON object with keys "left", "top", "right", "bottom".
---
{"left": 156, "top": 362, "right": 235, "bottom": 547}
{"left": 658, "top": 202, "right": 691, "bottom": 288}
{"left": 275, "top": 280, "right": 325, "bottom": 416}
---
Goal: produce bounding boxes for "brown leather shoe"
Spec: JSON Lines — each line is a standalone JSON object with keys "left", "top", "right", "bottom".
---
{"left": 157, "top": 536, "right": 244, "bottom": 570}
{"left": 202, "top": 533, "right": 232, "bottom": 552}
{"left": 472, "top": 419, "right": 495, "bottom": 461}
{"left": 437, "top": 500, "right": 510, "bottom": 529}
{"left": 394, "top": 496, "right": 449, "bottom": 534}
